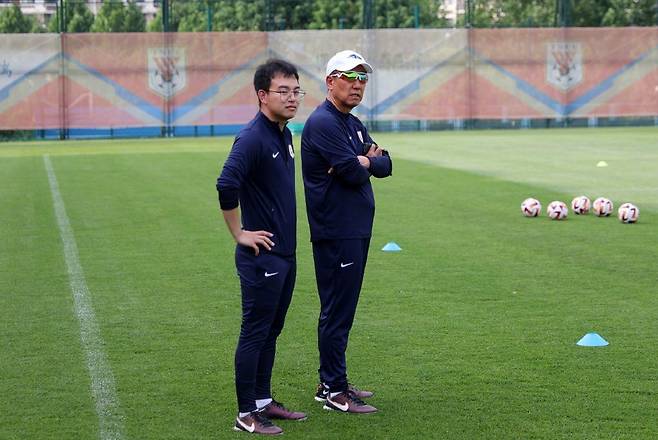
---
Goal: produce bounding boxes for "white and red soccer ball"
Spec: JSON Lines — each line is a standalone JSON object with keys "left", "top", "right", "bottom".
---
{"left": 521, "top": 198, "right": 541, "bottom": 217}
{"left": 571, "top": 196, "right": 591, "bottom": 215}
{"left": 617, "top": 203, "right": 639, "bottom": 223}
{"left": 593, "top": 197, "right": 613, "bottom": 217}
{"left": 547, "top": 201, "right": 568, "bottom": 220}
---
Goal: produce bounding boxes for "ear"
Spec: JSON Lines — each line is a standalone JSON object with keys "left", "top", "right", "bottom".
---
{"left": 325, "top": 76, "right": 334, "bottom": 90}
{"left": 257, "top": 89, "right": 268, "bottom": 105}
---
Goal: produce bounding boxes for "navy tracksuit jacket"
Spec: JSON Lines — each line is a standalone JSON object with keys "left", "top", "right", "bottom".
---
{"left": 216, "top": 111, "right": 296, "bottom": 413}
{"left": 301, "top": 99, "right": 392, "bottom": 392}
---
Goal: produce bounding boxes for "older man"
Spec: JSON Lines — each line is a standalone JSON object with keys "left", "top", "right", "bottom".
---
{"left": 301, "top": 50, "right": 393, "bottom": 414}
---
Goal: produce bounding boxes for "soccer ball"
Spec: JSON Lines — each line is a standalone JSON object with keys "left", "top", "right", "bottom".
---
{"left": 593, "top": 197, "right": 613, "bottom": 217}
{"left": 521, "top": 198, "right": 541, "bottom": 217}
{"left": 617, "top": 203, "right": 639, "bottom": 223}
{"left": 571, "top": 196, "right": 591, "bottom": 215}
{"left": 547, "top": 201, "right": 568, "bottom": 220}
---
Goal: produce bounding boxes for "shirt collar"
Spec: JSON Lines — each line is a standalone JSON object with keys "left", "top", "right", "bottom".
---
{"left": 257, "top": 111, "right": 288, "bottom": 132}
{"left": 323, "top": 99, "right": 350, "bottom": 119}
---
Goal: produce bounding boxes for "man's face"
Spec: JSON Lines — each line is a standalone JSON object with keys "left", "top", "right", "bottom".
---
{"left": 327, "top": 65, "right": 368, "bottom": 112}
{"left": 258, "top": 74, "right": 301, "bottom": 122}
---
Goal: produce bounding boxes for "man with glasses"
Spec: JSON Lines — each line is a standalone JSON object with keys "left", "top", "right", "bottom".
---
{"left": 217, "top": 59, "right": 307, "bottom": 435}
{"left": 301, "top": 50, "right": 393, "bottom": 414}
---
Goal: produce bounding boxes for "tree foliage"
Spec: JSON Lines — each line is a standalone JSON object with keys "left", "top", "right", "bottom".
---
{"left": 4, "top": 0, "right": 657, "bottom": 33}
{"left": 599, "top": 0, "right": 658, "bottom": 26}
{"left": 306, "top": 0, "right": 361, "bottom": 30}
{"left": 48, "top": 1, "right": 95, "bottom": 33}
{"left": 91, "top": 0, "right": 145, "bottom": 32}
{"left": 0, "top": 4, "right": 40, "bottom": 33}
{"left": 213, "top": 0, "right": 265, "bottom": 31}
{"left": 372, "top": 0, "right": 448, "bottom": 28}
{"left": 147, "top": 0, "right": 446, "bottom": 32}
{"left": 458, "top": 0, "right": 657, "bottom": 27}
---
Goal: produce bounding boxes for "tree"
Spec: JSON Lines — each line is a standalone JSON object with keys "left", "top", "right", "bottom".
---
{"left": 568, "top": 0, "right": 610, "bottom": 26}
{"left": 148, "top": 0, "right": 210, "bottom": 32}
{"left": 456, "top": 0, "right": 500, "bottom": 27}
{"left": 0, "top": 4, "right": 40, "bottom": 33}
{"left": 48, "top": 1, "right": 95, "bottom": 33}
{"left": 212, "top": 0, "right": 266, "bottom": 31}
{"left": 147, "top": 8, "right": 164, "bottom": 32}
{"left": 178, "top": 3, "right": 207, "bottom": 31}
{"left": 372, "top": 0, "right": 436, "bottom": 28}
{"left": 92, "top": 0, "right": 145, "bottom": 32}
{"left": 601, "top": 0, "right": 658, "bottom": 26}
{"left": 91, "top": 1, "right": 125, "bottom": 32}
{"left": 305, "top": 0, "right": 361, "bottom": 29}
{"left": 124, "top": 0, "right": 146, "bottom": 31}
{"left": 493, "top": 0, "right": 555, "bottom": 27}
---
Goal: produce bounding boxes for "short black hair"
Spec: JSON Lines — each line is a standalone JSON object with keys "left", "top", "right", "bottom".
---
{"left": 253, "top": 59, "right": 299, "bottom": 93}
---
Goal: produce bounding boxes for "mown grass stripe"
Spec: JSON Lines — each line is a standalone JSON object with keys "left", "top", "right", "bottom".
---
{"left": 43, "top": 155, "right": 125, "bottom": 440}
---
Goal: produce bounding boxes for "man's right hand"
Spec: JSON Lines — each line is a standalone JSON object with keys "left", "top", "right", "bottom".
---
{"left": 357, "top": 155, "right": 370, "bottom": 168}
{"left": 237, "top": 230, "right": 274, "bottom": 256}
{"left": 366, "top": 143, "right": 383, "bottom": 158}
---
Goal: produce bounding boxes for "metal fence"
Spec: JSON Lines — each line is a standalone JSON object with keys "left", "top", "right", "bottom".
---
{"left": 21, "top": 0, "right": 658, "bottom": 33}
{"left": 1, "top": 27, "right": 657, "bottom": 139}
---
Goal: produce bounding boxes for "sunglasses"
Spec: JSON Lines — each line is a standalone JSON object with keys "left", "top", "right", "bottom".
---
{"left": 331, "top": 71, "right": 369, "bottom": 82}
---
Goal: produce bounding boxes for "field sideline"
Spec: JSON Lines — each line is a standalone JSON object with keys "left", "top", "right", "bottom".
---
{"left": 1, "top": 127, "right": 657, "bottom": 439}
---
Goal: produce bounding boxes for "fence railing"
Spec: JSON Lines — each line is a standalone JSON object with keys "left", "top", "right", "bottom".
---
{"left": 1, "top": 28, "right": 657, "bottom": 139}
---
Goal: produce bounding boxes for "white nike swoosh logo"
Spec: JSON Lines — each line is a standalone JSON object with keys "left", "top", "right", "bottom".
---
{"left": 329, "top": 398, "right": 349, "bottom": 411}
{"left": 264, "top": 271, "right": 279, "bottom": 277}
{"left": 236, "top": 418, "right": 255, "bottom": 433}
{"left": 272, "top": 152, "right": 280, "bottom": 158}
{"left": 340, "top": 262, "right": 354, "bottom": 268}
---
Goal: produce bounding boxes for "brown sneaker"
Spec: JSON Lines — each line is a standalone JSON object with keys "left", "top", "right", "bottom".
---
{"left": 323, "top": 391, "right": 378, "bottom": 414}
{"left": 261, "top": 399, "right": 307, "bottom": 421}
{"left": 348, "top": 383, "right": 374, "bottom": 399}
{"left": 233, "top": 411, "right": 283, "bottom": 435}
{"left": 315, "top": 382, "right": 374, "bottom": 402}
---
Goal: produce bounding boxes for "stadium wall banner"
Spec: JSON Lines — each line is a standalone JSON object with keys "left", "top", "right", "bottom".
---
{"left": 0, "top": 28, "right": 656, "bottom": 132}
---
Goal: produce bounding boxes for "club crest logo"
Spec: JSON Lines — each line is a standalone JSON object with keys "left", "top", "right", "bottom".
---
{"left": 546, "top": 42, "right": 583, "bottom": 91}
{"left": 148, "top": 48, "right": 186, "bottom": 99}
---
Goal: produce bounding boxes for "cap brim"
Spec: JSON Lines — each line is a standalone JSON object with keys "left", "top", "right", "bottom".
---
{"left": 354, "top": 62, "right": 373, "bottom": 73}
{"left": 326, "top": 61, "right": 374, "bottom": 76}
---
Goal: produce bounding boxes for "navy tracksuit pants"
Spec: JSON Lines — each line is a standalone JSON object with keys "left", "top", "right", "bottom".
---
{"left": 234, "top": 246, "right": 296, "bottom": 413}
{"left": 312, "top": 237, "right": 370, "bottom": 393}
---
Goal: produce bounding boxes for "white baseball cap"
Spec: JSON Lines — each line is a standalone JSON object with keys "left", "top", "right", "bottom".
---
{"left": 325, "top": 50, "right": 373, "bottom": 77}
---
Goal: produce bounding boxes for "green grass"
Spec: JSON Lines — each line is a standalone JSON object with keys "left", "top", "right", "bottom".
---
{"left": 1, "top": 127, "right": 657, "bottom": 439}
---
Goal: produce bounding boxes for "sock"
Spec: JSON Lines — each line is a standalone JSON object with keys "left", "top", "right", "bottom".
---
{"left": 256, "top": 398, "right": 272, "bottom": 409}
{"left": 329, "top": 392, "right": 342, "bottom": 399}
{"left": 238, "top": 412, "right": 251, "bottom": 418}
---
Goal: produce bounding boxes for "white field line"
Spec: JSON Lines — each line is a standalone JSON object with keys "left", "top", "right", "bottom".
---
{"left": 43, "top": 155, "right": 125, "bottom": 440}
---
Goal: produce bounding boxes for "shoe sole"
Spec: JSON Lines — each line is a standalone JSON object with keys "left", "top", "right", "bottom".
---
{"left": 314, "top": 396, "right": 327, "bottom": 402}
{"left": 270, "top": 416, "right": 308, "bottom": 422}
{"left": 232, "top": 426, "right": 284, "bottom": 435}
{"left": 322, "top": 404, "right": 377, "bottom": 414}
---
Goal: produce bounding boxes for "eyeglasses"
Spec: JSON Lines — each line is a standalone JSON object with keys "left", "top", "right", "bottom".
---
{"left": 267, "top": 89, "right": 306, "bottom": 101}
{"left": 331, "top": 71, "right": 369, "bottom": 82}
